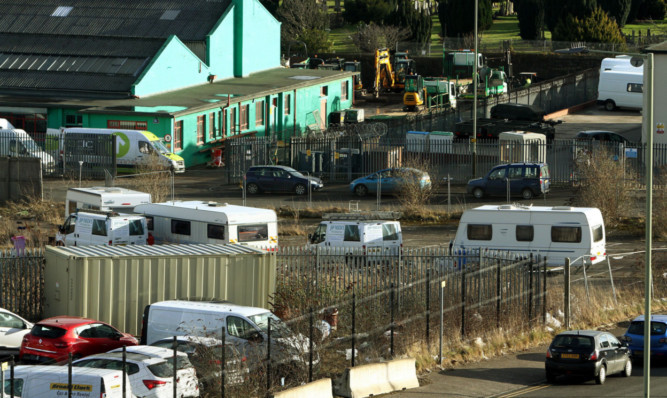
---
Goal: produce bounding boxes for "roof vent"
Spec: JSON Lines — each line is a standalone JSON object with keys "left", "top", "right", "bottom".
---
{"left": 207, "top": 202, "right": 220, "bottom": 207}
{"left": 160, "top": 10, "right": 181, "bottom": 20}
{"left": 498, "top": 205, "right": 515, "bottom": 210}
{"left": 553, "top": 206, "right": 572, "bottom": 211}
{"left": 52, "top": 6, "right": 73, "bottom": 17}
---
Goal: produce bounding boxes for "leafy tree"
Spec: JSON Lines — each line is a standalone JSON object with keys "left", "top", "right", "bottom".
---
{"left": 553, "top": 6, "right": 626, "bottom": 45}
{"left": 598, "top": 0, "right": 632, "bottom": 26}
{"left": 259, "top": 0, "right": 279, "bottom": 16}
{"left": 391, "top": 0, "right": 433, "bottom": 44}
{"left": 437, "top": 0, "right": 493, "bottom": 37}
{"left": 633, "top": 0, "right": 666, "bottom": 19}
{"left": 545, "top": 0, "right": 598, "bottom": 32}
{"left": 516, "top": 0, "right": 544, "bottom": 39}
{"left": 278, "top": 0, "right": 332, "bottom": 54}
{"left": 344, "top": 0, "right": 396, "bottom": 24}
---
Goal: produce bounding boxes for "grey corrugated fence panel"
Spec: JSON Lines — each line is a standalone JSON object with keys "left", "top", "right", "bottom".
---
{"left": 0, "top": 248, "right": 44, "bottom": 322}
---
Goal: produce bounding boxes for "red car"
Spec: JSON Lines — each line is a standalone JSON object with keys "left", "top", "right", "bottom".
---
{"left": 19, "top": 316, "right": 138, "bottom": 364}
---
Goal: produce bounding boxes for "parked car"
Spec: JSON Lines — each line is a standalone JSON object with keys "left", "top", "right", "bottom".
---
{"left": 467, "top": 163, "right": 550, "bottom": 200}
{"left": 19, "top": 316, "right": 138, "bottom": 363}
{"left": 575, "top": 130, "right": 632, "bottom": 146}
{"left": 73, "top": 348, "right": 199, "bottom": 398}
{"left": 545, "top": 330, "right": 631, "bottom": 384}
{"left": 150, "top": 336, "right": 249, "bottom": 389}
{"left": 244, "top": 165, "right": 323, "bottom": 195}
{"left": 622, "top": 314, "right": 667, "bottom": 361}
{"left": 490, "top": 103, "right": 546, "bottom": 122}
{"left": 349, "top": 167, "right": 431, "bottom": 197}
{"left": 0, "top": 307, "right": 33, "bottom": 352}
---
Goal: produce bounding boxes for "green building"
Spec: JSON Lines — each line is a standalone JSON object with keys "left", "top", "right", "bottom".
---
{"left": 0, "top": 0, "right": 355, "bottom": 167}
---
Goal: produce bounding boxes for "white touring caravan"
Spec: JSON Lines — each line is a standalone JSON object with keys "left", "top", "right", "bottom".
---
{"left": 48, "top": 127, "right": 185, "bottom": 173}
{"left": 134, "top": 201, "right": 279, "bottom": 249}
{"left": 59, "top": 210, "right": 148, "bottom": 246}
{"left": 8, "top": 365, "right": 132, "bottom": 397}
{"left": 597, "top": 67, "right": 643, "bottom": 111}
{"left": 65, "top": 186, "right": 151, "bottom": 216}
{"left": 452, "top": 205, "right": 606, "bottom": 266}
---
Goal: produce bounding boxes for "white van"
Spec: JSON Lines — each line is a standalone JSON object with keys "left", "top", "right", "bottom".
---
{"left": 48, "top": 127, "right": 185, "bottom": 173}
{"left": 140, "top": 300, "right": 315, "bottom": 370}
{"left": 59, "top": 210, "right": 147, "bottom": 247}
{"left": 0, "top": 128, "right": 56, "bottom": 170}
{"left": 452, "top": 205, "right": 606, "bottom": 266}
{"left": 600, "top": 55, "right": 635, "bottom": 72}
{"left": 308, "top": 212, "right": 402, "bottom": 254}
{"left": 5, "top": 365, "right": 132, "bottom": 397}
{"left": 597, "top": 69, "right": 643, "bottom": 111}
{"left": 134, "top": 201, "right": 278, "bottom": 249}
{"left": 65, "top": 186, "right": 151, "bottom": 216}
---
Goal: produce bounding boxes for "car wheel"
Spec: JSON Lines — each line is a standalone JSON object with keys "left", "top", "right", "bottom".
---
{"left": 546, "top": 370, "right": 556, "bottom": 383}
{"left": 247, "top": 183, "right": 260, "bottom": 195}
{"left": 294, "top": 183, "right": 306, "bottom": 195}
{"left": 521, "top": 188, "right": 534, "bottom": 200}
{"left": 595, "top": 364, "right": 606, "bottom": 385}
{"left": 622, "top": 357, "right": 632, "bottom": 377}
{"left": 605, "top": 100, "right": 616, "bottom": 111}
{"left": 472, "top": 187, "right": 484, "bottom": 199}
{"left": 354, "top": 185, "right": 368, "bottom": 197}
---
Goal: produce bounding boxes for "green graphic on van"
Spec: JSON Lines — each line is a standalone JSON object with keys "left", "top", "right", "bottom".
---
{"left": 113, "top": 132, "right": 131, "bottom": 157}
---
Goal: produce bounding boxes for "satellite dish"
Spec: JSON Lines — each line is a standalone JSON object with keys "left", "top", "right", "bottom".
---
{"left": 630, "top": 56, "right": 644, "bottom": 67}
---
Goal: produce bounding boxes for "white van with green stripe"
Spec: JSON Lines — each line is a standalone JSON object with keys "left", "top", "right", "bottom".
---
{"left": 49, "top": 127, "right": 185, "bottom": 173}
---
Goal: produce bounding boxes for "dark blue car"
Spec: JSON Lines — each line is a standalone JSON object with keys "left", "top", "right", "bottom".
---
{"left": 467, "top": 162, "right": 550, "bottom": 200}
{"left": 623, "top": 315, "right": 667, "bottom": 361}
{"left": 244, "top": 165, "right": 323, "bottom": 195}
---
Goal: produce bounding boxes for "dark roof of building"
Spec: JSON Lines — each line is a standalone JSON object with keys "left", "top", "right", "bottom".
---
{"left": 645, "top": 40, "right": 667, "bottom": 53}
{"left": 0, "top": 67, "right": 357, "bottom": 117}
{"left": 0, "top": 0, "right": 233, "bottom": 98}
{"left": 0, "top": 0, "right": 231, "bottom": 40}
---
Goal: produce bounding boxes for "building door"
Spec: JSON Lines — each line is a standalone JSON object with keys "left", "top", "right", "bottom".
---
{"left": 319, "top": 99, "right": 327, "bottom": 129}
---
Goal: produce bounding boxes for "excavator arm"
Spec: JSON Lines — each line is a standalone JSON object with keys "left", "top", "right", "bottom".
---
{"left": 373, "top": 48, "right": 395, "bottom": 97}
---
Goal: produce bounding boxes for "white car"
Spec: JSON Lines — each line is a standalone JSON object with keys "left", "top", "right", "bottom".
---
{"left": 0, "top": 307, "right": 33, "bottom": 351}
{"left": 73, "top": 347, "right": 199, "bottom": 397}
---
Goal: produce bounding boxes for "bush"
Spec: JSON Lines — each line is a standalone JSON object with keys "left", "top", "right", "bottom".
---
{"left": 553, "top": 7, "right": 626, "bottom": 46}
{"left": 516, "top": 0, "right": 545, "bottom": 40}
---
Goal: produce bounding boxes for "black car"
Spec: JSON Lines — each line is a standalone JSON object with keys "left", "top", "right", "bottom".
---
{"left": 545, "top": 330, "right": 632, "bottom": 384}
{"left": 490, "top": 103, "right": 546, "bottom": 122}
{"left": 244, "top": 165, "right": 323, "bottom": 195}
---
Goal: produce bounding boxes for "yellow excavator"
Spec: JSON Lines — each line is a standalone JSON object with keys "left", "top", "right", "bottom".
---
{"left": 373, "top": 48, "right": 396, "bottom": 97}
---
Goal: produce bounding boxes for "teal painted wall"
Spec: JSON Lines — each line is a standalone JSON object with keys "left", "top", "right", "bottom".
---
{"left": 133, "top": 36, "right": 210, "bottom": 97}
{"left": 207, "top": 5, "right": 235, "bottom": 80}
{"left": 235, "top": 0, "right": 281, "bottom": 77}
{"left": 291, "top": 76, "right": 354, "bottom": 137}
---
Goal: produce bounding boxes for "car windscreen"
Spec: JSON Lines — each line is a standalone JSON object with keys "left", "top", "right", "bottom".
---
{"left": 551, "top": 335, "right": 594, "bottom": 349}
{"left": 249, "top": 313, "right": 292, "bottom": 339}
{"left": 628, "top": 321, "right": 667, "bottom": 335}
{"left": 31, "top": 324, "right": 67, "bottom": 338}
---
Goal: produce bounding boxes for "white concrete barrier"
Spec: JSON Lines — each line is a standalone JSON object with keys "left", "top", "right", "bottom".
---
{"left": 271, "top": 378, "right": 333, "bottom": 398}
{"left": 333, "top": 358, "right": 420, "bottom": 398}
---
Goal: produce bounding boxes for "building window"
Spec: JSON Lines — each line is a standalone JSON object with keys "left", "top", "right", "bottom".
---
{"left": 197, "top": 115, "right": 205, "bottom": 145}
{"left": 240, "top": 104, "right": 249, "bottom": 130}
{"left": 284, "top": 94, "right": 291, "bottom": 115}
{"left": 174, "top": 120, "right": 183, "bottom": 151}
{"left": 320, "top": 86, "right": 328, "bottom": 96}
{"left": 65, "top": 115, "right": 83, "bottom": 127}
{"left": 171, "top": 219, "right": 191, "bottom": 235}
{"left": 467, "top": 224, "right": 492, "bottom": 240}
{"left": 255, "top": 100, "right": 265, "bottom": 126}
{"left": 209, "top": 113, "right": 216, "bottom": 139}
{"left": 107, "top": 120, "right": 147, "bottom": 130}
{"left": 231, "top": 108, "right": 237, "bottom": 135}
{"left": 341, "top": 81, "right": 349, "bottom": 101}
{"left": 516, "top": 225, "right": 534, "bottom": 242}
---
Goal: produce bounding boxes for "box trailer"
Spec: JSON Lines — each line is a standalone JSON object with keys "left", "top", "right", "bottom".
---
{"left": 498, "top": 131, "right": 547, "bottom": 163}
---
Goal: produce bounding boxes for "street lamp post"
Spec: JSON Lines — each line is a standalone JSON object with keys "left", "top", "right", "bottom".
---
{"left": 472, "top": 0, "right": 478, "bottom": 178}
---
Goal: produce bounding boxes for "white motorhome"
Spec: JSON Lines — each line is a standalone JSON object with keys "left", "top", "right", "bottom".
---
{"left": 134, "top": 201, "right": 278, "bottom": 249}
{"left": 65, "top": 186, "right": 151, "bottom": 216}
{"left": 7, "top": 365, "right": 132, "bottom": 397}
{"left": 452, "top": 205, "right": 606, "bottom": 266}
{"left": 598, "top": 68, "right": 643, "bottom": 111}
{"left": 308, "top": 212, "right": 402, "bottom": 255}
{"left": 59, "top": 210, "right": 148, "bottom": 246}
{"left": 48, "top": 127, "right": 185, "bottom": 173}
{"left": 0, "top": 128, "right": 56, "bottom": 170}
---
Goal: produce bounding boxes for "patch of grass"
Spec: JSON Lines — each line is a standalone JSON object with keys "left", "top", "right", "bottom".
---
{"left": 622, "top": 19, "right": 667, "bottom": 36}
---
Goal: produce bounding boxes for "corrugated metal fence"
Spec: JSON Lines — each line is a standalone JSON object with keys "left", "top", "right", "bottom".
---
{"left": 0, "top": 249, "right": 44, "bottom": 322}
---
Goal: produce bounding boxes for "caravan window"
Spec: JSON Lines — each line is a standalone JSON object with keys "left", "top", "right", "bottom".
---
{"left": 207, "top": 224, "right": 225, "bottom": 240}
{"left": 382, "top": 224, "right": 399, "bottom": 241}
{"left": 551, "top": 226, "right": 582, "bottom": 243}
{"left": 516, "top": 225, "right": 534, "bottom": 241}
{"left": 627, "top": 83, "right": 643, "bottom": 93}
{"left": 467, "top": 224, "right": 492, "bottom": 240}
{"left": 592, "top": 225, "right": 604, "bottom": 242}
{"left": 92, "top": 219, "right": 107, "bottom": 236}
{"left": 129, "top": 219, "right": 144, "bottom": 236}
{"left": 344, "top": 225, "right": 361, "bottom": 242}
{"left": 238, "top": 224, "right": 268, "bottom": 242}
{"left": 171, "top": 219, "right": 191, "bottom": 235}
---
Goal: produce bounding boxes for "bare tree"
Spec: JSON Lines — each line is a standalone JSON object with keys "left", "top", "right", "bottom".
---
{"left": 278, "top": 0, "right": 331, "bottom": 53}
{"left": 350, "top": 23, "right": 411, "bottom": 52}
